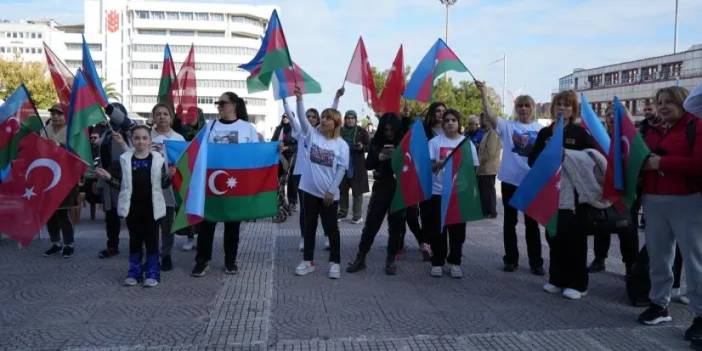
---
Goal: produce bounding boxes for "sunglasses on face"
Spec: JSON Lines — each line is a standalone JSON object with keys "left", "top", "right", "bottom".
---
{"left": 215, "top": 100, "right": 231, "bottom": 107}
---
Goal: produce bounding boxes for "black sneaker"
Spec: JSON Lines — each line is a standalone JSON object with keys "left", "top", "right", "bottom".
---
{"left": 588, "top": 258, "right": 606, "bottom": 273}
{"left": 224, "top": 262, "right": 238, "bottom": 275}
{"left": 685, "top": 317, "right": 702, "bottom": 341}
{"left": 503, "top": 263, "right": 518, "bottom": 272}
{"left": 98, "top": 248, "right": 119, "bottom": 259}
{"left": 161, "top": 255, "right": 173, "bottom": 272}
{"left": 385, "top": 261, "right": 397, "bottom": 275}
{"left": 530, "top": 266, "right": 545, "bottom": 276}
{"left": 191, "top": 262, "right": 209, "bottom": 277}
{"left": 61, "top": 246, "right": 74, "bottom": 258}
{"left": 43, "top": 244, "right": 62, "bottom": 257}
{"left": 638, "top": 304, "right": 672, "bottom": 325}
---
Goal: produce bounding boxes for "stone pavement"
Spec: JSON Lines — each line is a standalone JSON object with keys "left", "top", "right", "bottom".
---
{"left": 0, "top": 194, "right": 695, "bottom": 350}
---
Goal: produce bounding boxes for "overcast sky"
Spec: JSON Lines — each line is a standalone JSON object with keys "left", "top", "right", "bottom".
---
{"left": 3, "top": 0, "right": 701, "bottom": 117}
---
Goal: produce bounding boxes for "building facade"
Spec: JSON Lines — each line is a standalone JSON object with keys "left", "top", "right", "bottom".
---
{"left": 557, "top": 44, "right": 702, "bottom": 116}
{"left": 0, "top": 0, "right": 280, "bottom": 137}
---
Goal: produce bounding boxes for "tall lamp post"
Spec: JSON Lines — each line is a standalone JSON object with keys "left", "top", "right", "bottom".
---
{"left": 490, "top": 53, "right": 507, "bottom": 116}
{"left": 673, "top": 0, "right": 679, "bottom": 54}
{"left": 439, "top": 0, "right": 457, "bottom": 83}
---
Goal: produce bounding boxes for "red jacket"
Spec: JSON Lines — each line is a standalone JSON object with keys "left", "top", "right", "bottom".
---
{"left": 642, "top": 113, "right": 702, "bottom": 195}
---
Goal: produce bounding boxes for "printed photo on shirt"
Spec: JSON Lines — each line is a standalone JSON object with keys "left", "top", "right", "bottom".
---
{"left": 309, "top": 143, "right": 334, "bottom": 167}
{"left": 212, "top": 130, "right": 239, "bottom": 144}
{"left": 511, "top": 130, "right": 537, "bottom": 157}
{"left": 439, "top": 146, "right": 454, "bottom": 161}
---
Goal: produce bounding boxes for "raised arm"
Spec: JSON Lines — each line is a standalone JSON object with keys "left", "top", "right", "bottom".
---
{"left": 475, "top": 81, "right": 499, "bottom": 130}
{"left": 331, "top": 87, "right": 344, "bottom": 110}
{"left": 283, "top": 99, "right": 302, "bottom": 137}
{"left": 291, "top": 87, "right": 313, "bottom": 137}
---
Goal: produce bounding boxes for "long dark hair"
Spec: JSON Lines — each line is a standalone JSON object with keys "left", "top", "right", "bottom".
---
{"left": 372, "top": 113, "right": 403, "bottom": 147}
{"left": 222, "top": 91, "right": 248, "bottom": 121}
{"left": 423, "top": 101, "right": 446, "bottom": 133}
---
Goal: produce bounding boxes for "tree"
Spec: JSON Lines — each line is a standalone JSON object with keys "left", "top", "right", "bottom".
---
{"left": 0, "top": 58, "right": 55, "bottom": 108}
{"left": 103, "top": 81, "right": 122, "bottom": 102}
{"left": 370, "top": 65, "right": 502, "bottom": 127}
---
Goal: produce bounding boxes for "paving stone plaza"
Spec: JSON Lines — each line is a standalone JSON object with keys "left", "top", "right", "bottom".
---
{"left": 0, "top": 193, "right": 695, "bottom": 350}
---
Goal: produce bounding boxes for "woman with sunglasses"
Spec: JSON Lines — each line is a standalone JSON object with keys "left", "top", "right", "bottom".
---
{"left": 191, "top": 92, "right": 259, "bottom": 278}
{"left": 287, "top": 87, "right": 348, "bottom": 279}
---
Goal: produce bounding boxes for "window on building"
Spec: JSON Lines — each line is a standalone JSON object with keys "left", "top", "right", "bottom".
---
{"left": 661, "top": 62, "right": 682, "bottom": 79}
{"left": 210, "top": 13, "right": 224, "bottom": 21}
{"left": 136, "top": 10, "right": 150, "bottom": 19}
{"left": 170, "top": 30, "right": 195, "bottom": 36}
{"left": 151, "top": 11, "right": 165, "bottom": 20}
{"left": 604, "top": 72, "right": 619, "bottom": 86}
{"left": 37, "top": 33, "right": 42, "bottom": 39}
{"left": 0, "top": 47, "right": 5, "bottom": 53}
{"left": 19, "top": 32, "right": 23, "bottom": 38}
{"left": 180, "top": 12, "right": 193, "bottom": 20}
{"left": 166, "top": 11, "right": 179, "bottom": 20}
{"left": 138, "top": 29, "right": 167, "bottom": 35}
{"left": 641, "top": 65, "right": 658, "bottom": 81}
{"left": 197, "top": 31, "right": 225, "bottom": 37}
{"left": 38, "top": 47, "right": 42, "bottom": 54}
{"left": 31, "top": 33, "right": 36, "bottom": 39}
{"left": 195, "top": 12, "right": 209, "bottom": 21}
{"left": 622, "top": 69, "right": 638, "bottom": 83}
{"left": 587, "top": 74, "right": 602, "bottom": 88}
{"left": 132, "top": 95, "right": 157, "bottom": 104}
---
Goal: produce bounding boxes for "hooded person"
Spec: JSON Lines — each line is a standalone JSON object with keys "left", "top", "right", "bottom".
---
{"left": 337, "top": 109, "right": 370, "bottom": 223}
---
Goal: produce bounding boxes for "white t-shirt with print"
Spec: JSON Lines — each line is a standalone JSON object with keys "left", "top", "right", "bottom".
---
{"left": 495, "top": 118, "right": 543, "bottom": 186}
{"left": 292, "top": 128, "right": 309, "bottom": 177}
{"left": 207, "top": 119, "right": 259, "bottom": 144}
{"left": 429, "top": 134, "right": 479, "bottom": 195}
{"left": 299, "top": 131, "right": 349, "bottom": 200}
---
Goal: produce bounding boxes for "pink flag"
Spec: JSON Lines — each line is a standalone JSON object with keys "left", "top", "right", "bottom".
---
{"left": 344, "top": 37, "right": 378, "bottom": 109}
{"left": 176, "top": 45, "right": 198, "bottom": 125}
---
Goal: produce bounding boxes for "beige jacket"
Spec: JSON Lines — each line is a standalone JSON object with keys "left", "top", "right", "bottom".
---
{"left": 477, "top": 128, "right": 502, "bottom": 175}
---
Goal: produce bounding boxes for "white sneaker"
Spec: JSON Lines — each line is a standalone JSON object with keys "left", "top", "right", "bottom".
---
{"left": 143, "top": 278, "right": 159, "bottom": 288}
{"left": 543, "top": 283, "right": 562, "bottom": 294}
{"left": 430, "top": 266, "right": 443, "bottom": 277}
{"left": 324, "top": 238, "right": 330, "bottom": 250}
{"left": 562, "top": 288, "right": 587, "bottom": 300}
{"left": 182, "top": 239, "right": 194, "bottom": 251}
{"left": 673, "top": 289, "right": 690, "bottom": 305}
{"left": 298, "top": 239, "right": 304, "bottom": 252}
{"left": 123, "top": 277, "right": 138, "bottom": 286}
{"left": 448, "top": 264, "right": 463, "bottom": 279}
{"left": 295, "top": 261, "right": 316, "bottom": 276}
{"left": 328, "top": 263, "right": 341, "bottom": 279}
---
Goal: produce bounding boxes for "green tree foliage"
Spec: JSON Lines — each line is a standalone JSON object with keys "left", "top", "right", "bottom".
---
{"left": 103, "top": 81, "right": 122, "bottom": 102}
{"left": 0, "top": 58, "right": 56, "bottom": 108}
{"left": 370, "top": 65, "right": 502, "bottom": 127}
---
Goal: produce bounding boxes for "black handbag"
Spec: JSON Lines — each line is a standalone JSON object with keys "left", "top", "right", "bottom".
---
{"left": 586, "top": 206, "right": 632, "bottom": 235}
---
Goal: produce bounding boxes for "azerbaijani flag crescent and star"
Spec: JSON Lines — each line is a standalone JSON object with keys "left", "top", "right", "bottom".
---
{"left": 0, "top": 84, "right": 44, "bottom": 173}
{"left": 390, "top": 119, "right": 432, "bottom": 213}
{"left": 404, "top": 38, "right": 469, "bottom": 102}
{"left": 166, "top": 138, "right": 279, "bottom": 230}
{"left": 440, "top": 140, "right": 483, "bottom": 228}
{"left": 509, "top": 116, "right": 565, "bottom": 232}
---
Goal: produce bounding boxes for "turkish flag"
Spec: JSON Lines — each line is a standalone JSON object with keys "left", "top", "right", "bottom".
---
{"left": 344, "top": 37, "right": 378, "bottom": 109}
{"left": 377, "top": 45, "right": 405, "bottom": 114}
{"left": 0, "top": 133, "right": 87, "bottom": 246}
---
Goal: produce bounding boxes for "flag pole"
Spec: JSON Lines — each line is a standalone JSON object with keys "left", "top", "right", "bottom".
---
{"left": 21, "top": 84, "right": 49, "bottom": 137}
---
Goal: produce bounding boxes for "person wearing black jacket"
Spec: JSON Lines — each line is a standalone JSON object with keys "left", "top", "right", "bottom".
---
{"left": 529, "top": 90, "right": 597, "bottom": 300}
{"left": 272, "top": 113, "right": 298, "bottom": 210}
{"left": 346, "top": 113, "right": 406, "bottom": 275}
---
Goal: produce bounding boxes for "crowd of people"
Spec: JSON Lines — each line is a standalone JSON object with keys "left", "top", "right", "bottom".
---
{"left": 30, "top": 80, "right": 702, "bottom": 347}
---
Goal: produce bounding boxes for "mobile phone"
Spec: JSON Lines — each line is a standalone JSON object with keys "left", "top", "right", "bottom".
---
{"left": 383, "top": 144, "right": 394, "bottom": 149}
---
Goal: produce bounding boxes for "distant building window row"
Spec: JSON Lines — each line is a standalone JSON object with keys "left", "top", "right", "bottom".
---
{"left": 585, "top": 62, "right": 683, "bottom": 88}
{"left": 0, "top": 46, "right": 43, "bottom": 54}
{"left": 134, "top": 10, "right": 226, "bottom": 22}
{"left": 66, "top": 43, "right": 102, "bottom": 51}
{"left": 230, "top": 15, "right": 265, "bottom": 28}
{"left": 66, "top": 59, "right": 102, "bottom": 71}
{"left": 132, "top": 61, "right": 247, "bottom": 72}
{"left": 2, "top": 31, "right": 42, "bottom": 39}
{"left": 131, "top": 44, "right": 257, "bottom": 56}
{"left": 136, "top": 29, "right": 225, "bottom": 38}
{"left": 131, "top": 78, "right": 246, "bottom": 89}
{"left": 135, "top": 95, "right": 266, "bottom": 106}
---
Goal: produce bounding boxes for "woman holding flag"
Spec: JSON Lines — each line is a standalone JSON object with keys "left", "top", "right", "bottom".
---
{"left": 191, "top": 92, "right": 259, "bottom": 277}
{"left": 426, "top": 109, "right": 479, "bottom": 278}
{"left": 288, "top": 87, "right": 348, "bottom": 279}
{"left": 529, "top": 90, "right": 596, "bottom": 300}
{"left": 637, "top": 87, "right": 702, "bottom": 348}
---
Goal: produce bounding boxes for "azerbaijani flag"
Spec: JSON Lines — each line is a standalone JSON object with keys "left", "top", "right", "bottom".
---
{"left": 580, "top": 93, "right": 610, "bottom": 154}
{"left": 166, "top": 140, "right": 280, "bottom": 225}
{"left": 157, "top": 44, "right": 179, "bottom": 114}
{"left": 440, "top": 140, "right": 483, "bottom": 228}
{"left": 509, "top": 117, "right": 564, "bottom": 230}
{"left": 603, "top": 97, "right": 650, "bottom": 209}
{"left": 82, "top": 35, "right": 109, "bottom": 106}
{"left": 390, "top": 119, "right": 432, "bottom": 213}
{"left": 239, "top": 9, "right": 293, "bottom": 91}
{"left": 0, "top": 84, "right": 44, "bottom": 171}
{"left": 271, "top": 62, "right": 321, "bottom": 99}
{"left": 404, "top": 39, "right": 468, "bottom": 102}
{"left": 66, "top": 69, "right": 107, "bottom": 166}
{"left": 171, "top": 123, "right": 209, "bottom": 232}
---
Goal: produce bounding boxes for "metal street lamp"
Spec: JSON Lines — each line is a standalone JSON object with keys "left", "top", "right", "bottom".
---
{"left": 439, "top": 0, "right": 458, "bottom": 45}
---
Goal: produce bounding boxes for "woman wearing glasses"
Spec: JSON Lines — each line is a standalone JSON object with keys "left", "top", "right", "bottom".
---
{"left": 191, "top": 92, "right": 259, "bottom": 277}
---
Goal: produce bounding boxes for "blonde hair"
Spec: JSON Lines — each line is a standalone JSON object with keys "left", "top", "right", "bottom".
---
{"left": 320, "top": 108, "right": 342, "bottom": 139}
{"left": 655, "top": 86, "right": 689, "bottom": 111}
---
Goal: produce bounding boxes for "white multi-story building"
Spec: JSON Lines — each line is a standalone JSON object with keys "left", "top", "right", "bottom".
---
{"left": 0, "top": 0, "right": 280, "bottom": 137}
{"left": 557, "top": 44, "right": 702, "bottom": 117}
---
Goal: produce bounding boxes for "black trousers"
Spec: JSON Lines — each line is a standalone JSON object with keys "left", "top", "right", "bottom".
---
{"left": 593, "top": 229, "right": 639, "bottom": 265}
{"left": 357, "top": 178, "right": 404, "bottom": 260}
{"left": 288, "top": 174, "right": 300, "bottom": 206}
{"left": 401, "top": 205, "right": 425, "bottom": 246}
{"left": 105, "top": 208, "right": 121, "bottom": 250}
{"left": 196, "top": 220, "right": 241, "bottom": 266}
{"left": 125, "top": 210, "right": 159, "bottom": 255}
{"left": 302, "top": 192, "right": 340, "bottom": 263}
{"left": 423, "top": 195, "right": 467, "bottom": 266}
{"left": 501, "top": 182, "right": 543, "bottom": 268}
{"left": 546, "top": 206, "right": 589, "bottom": 292}
{"left": 478, "top": 175, "right": 497, "bottom": 217}
{"left": 47, "top": 209, "right": 74, "bottom": 245}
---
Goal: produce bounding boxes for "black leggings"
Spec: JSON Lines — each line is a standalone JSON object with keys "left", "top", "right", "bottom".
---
{"left": 302, "top": 192, "right": 340, "bottom": 263}
{"left": 423, "top": 195, "right": 467, "bottom": 266}
{"left": 196, "top": 221, "right": 241, "bottom": 265}
{"left": 47, "top": 209, "right": 74, "bottom": 245}
{"left": 356, "top": 178, "right": 404, "bottom": 259}
{"left": 125, "top": 210, "right": 159, "bottom": 255}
